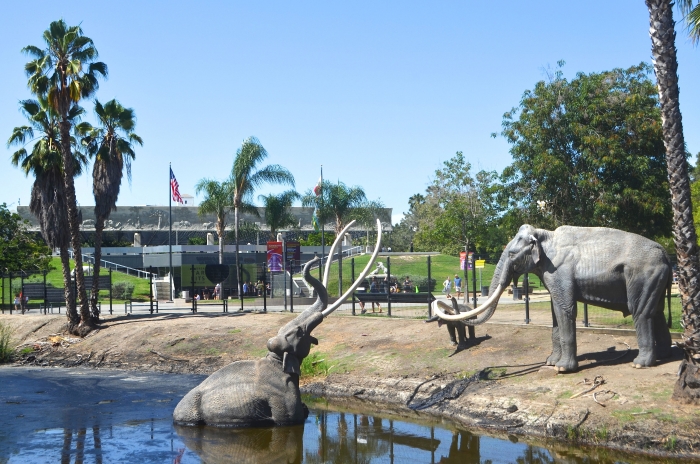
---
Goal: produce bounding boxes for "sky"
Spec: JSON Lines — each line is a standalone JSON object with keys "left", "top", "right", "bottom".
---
{"left": 1, "top": 1, "right": 699, "bottom": 225}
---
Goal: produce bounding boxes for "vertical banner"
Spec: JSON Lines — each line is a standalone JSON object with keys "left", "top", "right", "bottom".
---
{"left": 267, "top": 241, "right": 283, "bottom": 272}
{"left": 468, "top": 252, "right": 474, "bottom": 270}
{"left": 459, "top": 251, "right": 467, "bottom": 270}
{"left": 285, "top": 241, "right": 301, "bottom": 273}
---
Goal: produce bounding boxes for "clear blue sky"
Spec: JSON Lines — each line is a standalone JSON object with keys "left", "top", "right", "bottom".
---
{"left": 2, "top": 1, "right": 699, "bottom": 224}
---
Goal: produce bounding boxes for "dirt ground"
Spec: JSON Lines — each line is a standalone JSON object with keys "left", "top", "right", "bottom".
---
{"left": 2, "top": 310, "right": 699, "bottom": 459}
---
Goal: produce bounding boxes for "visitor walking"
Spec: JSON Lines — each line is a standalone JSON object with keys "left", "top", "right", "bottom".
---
{"left": 370, "top": 277, "right": 381, "bottom": 313}
{"left": 454, "top": 274, "right": 462, "bottom": 299}
{"left": 14, "top": 294, "right": 20, "bottom": 312}
{"left": 442, "top": 276, "right": 451, "bottom": 296}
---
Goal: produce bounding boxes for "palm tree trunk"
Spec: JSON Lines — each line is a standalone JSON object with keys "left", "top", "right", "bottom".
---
{"left": 60, "top": 246, "right": 79, "bottom": 325}
{"left": 647, "top": 0, "right": 700, "bottom": 403}
{"left": 217, "top": 217, "right": 224, "bottom": 264}
{"left": 90, "top": 220, "right": 104, "bottom": 320}
{"left": 234, "top": 205, "right": 242, "bottom": 305}
{"left": 59, "top": 120, "right": 92, "bottom": 332}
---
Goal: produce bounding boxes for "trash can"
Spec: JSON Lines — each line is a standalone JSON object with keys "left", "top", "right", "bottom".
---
{"left": 512, "top": 287, "right": 523, "bottom": 300}
{"left": 481, "top": 286, "right": 489, "bottom": 297}
{"left": 182, "top": 290, "right": 190, "bottom": 300}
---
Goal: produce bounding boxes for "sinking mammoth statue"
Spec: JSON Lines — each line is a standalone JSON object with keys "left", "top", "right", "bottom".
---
{"left": 173, "top": 219, "right": 382, "bottom": 427}
{"left": 433, "top": 224, "right": 673, "bottom": 372}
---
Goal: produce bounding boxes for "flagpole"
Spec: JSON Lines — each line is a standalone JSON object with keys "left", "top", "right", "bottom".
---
{"left": 168, "top": 163, "right": 174, "bottom": 302}
{"left": 320, "top": 165, "right": 324, "bottom": 280}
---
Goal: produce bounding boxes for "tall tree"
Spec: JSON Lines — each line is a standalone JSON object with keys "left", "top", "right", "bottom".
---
{"left": 301, "top": 181, "right": 387, "bottom": 235}
{"left": 259, "top": 190, "right": 300, "bottom": 240}
{"left": 23, "top": 20, "right": 108, "bottom": 332}
{"left": 497, "top": 62, "right": 671, "bottom": 237}
{"left": 195, "top": 178, "right": 234, "bottom": 264}
{"left": 0, "top": 204, "right": 51, "bottom": 274}
{"left": 231, "top": 137, "right": 294, "bottom": 304}
{"left": 646, "top": 0, "right": 700, "bottom": 402}
{"left": 412, "top": 152, "right": 500, "bottom": 256}
{"left": 8, "top": 97, "right": 85, "bottom": 325}
{"left": 79, "top": 99, "right": 142, "bottom": 318}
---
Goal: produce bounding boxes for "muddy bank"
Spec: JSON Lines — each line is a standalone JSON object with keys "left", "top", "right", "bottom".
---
{"left": 1, "top": 311, "right": 698, "bottom": 458}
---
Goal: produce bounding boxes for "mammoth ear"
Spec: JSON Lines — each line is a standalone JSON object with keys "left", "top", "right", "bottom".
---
{"left": 282, "top": 352, "right": 301, "bottom": 375}
{"left": 529, "top": 235, "right": 541, "bottom": 264}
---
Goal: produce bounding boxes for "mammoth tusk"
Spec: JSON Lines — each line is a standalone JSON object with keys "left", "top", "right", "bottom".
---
{"left": 432, "top": 284, "right": 503, "bottom": 321}
{"left": 322, "top": 219, "right": 382, "bottom": 317}
{"left": 323, "top": 220, "right": 357, "bottom": 287}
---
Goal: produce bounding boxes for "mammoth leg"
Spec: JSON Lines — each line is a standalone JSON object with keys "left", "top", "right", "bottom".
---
{"left": 456, "top": 323, "right": 468, "bottom": 350}
{"left": 654, "top": 310, "right": 672, "bottom": 359}
{"left": 546, "top": 301, "right": 562, "bottom": 366}
{"left": 551, "top": 293, "right": 578, "bottom": 372}
{"left": 630, "top": 273, "right": 668, "bottom": 367}
{"left": 447, "top": 325, "right": 458, "bottom": 345}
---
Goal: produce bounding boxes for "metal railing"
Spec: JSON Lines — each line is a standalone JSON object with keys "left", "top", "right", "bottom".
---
{"left": 69, "top": 250, "right": 153, "bottom": 279}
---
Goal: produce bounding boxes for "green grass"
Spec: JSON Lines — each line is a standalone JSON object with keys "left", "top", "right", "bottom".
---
{"left": 0, "top": 257, "right": 152, "bottom": 307}
{"left": 0, "top": 321, "right": 15, "bottom": 363}
{"left": 301, "top": 351, "right": 332, "bottom": 377}
{"left": 307, "top": 253, "right": 503, "bottom": 297}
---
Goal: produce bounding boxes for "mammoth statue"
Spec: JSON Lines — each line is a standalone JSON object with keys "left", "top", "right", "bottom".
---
{"left": 433, "top": 225, "right": 673, "bottom": 372}
{"left": 425, "top": 296, "right": 474, "bottom": 351}
{"left": 173, "top": 219, "right": 382, "bottom": 427}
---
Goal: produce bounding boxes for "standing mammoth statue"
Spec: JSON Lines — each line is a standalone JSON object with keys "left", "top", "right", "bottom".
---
{"left": 433, "top": 224, "right": 672, "bottom": 372}
{"left": 173, "top": 219, "right": 382, "bottom": 427}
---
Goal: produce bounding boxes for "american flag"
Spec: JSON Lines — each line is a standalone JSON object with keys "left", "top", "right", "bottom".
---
{"left": 170, "top": 167, "right": 183, "bottom": 204}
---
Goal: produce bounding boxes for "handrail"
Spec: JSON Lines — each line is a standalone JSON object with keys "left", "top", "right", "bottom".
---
{"left": 68, "top": 250, "right": 153, "bottom": 279}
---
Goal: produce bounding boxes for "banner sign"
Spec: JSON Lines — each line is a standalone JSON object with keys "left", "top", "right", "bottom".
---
{"left": 286, "top": 241, "right": 301, "bottom": 265}
{"left": 267, "top": 241, "right": 283, "bottom": 272}
{"left": 460, "top": 251, "right": 467, "bottom": 270}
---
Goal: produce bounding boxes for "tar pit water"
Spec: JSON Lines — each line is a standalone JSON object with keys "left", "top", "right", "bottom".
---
{"left": 0, "top": 367, "right": 694, "bottom": 463}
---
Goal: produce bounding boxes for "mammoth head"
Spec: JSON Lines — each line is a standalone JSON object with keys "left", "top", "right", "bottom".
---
{"left": 506, "top": 224, "right": 542, "bottom": 273}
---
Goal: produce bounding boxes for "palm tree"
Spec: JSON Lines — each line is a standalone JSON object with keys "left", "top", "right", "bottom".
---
{"left": 79, "top": 99, "right": 142, "bottom": 319}
{"left": 259, "top": 190, "right": 300, "bottom": 240}
{"left": 301, "top": 180, "right": 375, "bottom": 235}
{"left": 646, "top": 0, "right": 700, "bottom": 401}
{"left": 195, "top": 178, "right": 234, "bottom": 264}
{"left": 7, "top": 97, "right": 86, "bottom": 326}
{"left": 23, "top": 20, "right": 108, "bottom": 332}
{"left": 681, "top": 1, "right": 700, "bottom": 42}
{"left": 231, "top": 137, "right": 295, "bottom": 304}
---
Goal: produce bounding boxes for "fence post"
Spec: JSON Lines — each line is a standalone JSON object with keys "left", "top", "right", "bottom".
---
{"left": 289, "top": 260, "right": 294, "bottom": 313}
{"left": 240, "top": 264, "right": 244, "bottom": 312}
{"left": 9, "top": 272, "right": 13, "bottom": 315}
{"left": 149, "top": 267, "right": 154, "bottom": 314}
{"left": 191, "top": 264, "right": 196, "bottom": 313}
{"left": 20, "top": 271, "right": 25, "bottom": 314}
{"left": 43, "top": 270, "right": 48, "bottom": 315}
{"left": 351, "top": 258, "right": 355, "bottom": 316}
{"left": 262, "top": 263, "right": 267, "bottom": 313}
{"left": 1, "top": 272, "right": 4, "bottom": 314}
{"left": 387, "top": 256, "right": 391, "bottom": 317}
{"left": 427, "top": 256, "right": 432, "bottom": 318}
{"left": 109, "top": 268, "right": 113, "bottom": 315}
{"left": 583, "top": 303, "right": 589, "bottom": 327}
{"left": 524, "top": 272, "right": 530, "bottom": 324}
{"left": 667, "top": 284, "right": 672, "bottom": 329}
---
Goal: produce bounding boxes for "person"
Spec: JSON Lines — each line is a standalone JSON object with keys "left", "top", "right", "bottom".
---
{"left": 357, "top": 282, "right": 367, "bottom": 314}
{"left": 214, "top": 283, "right": 221, "bottom": 300}
{"left": 204, "top": 288, "right": 210, "bottom": 300}
{"left": 442, "top": 276, "right": 451, "bottom": 294}
{"left": 370, "top": 278, "right": 381, "bottom": 313}
{"left": 454, "top": 274, "right": 462, "bottom": 299}
{"left": 403, "top": 277, "right": 412, "bottom": 293}
{"left": 242, "top": 282, "right": 248, "bottom": 296}
{"left": 256, "top": 280, "right": 264, "bottom": 296}
{"left": 14, "top": 294, "right": 20, "bottom": 312}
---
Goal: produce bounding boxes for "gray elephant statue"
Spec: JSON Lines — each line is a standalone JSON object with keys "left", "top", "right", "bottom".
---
{"left": 173, "top": 220, "right": 382, "bottom": 427}
{"left": 426, "top": 296, "right": 474, "bottom": 351}
{"left": 433, "top": 224, "right": 672, "bottom": 372}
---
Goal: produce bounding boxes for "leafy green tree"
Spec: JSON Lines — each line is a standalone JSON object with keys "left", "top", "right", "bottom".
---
{"left": 7, "top": 97, "right": 85, "bottom": 324}
{"left": 231, "top": 137, "right": 294, "bottom": 302}
{"left": 645, "top": 0, "right": 700, "bottom": 402}
{"left": 195, "top": 178, "right": 234, "bottom": 264}
{"left": 23, "top": 20, "right": 108, "bottom": 331}
{"left": 497, "top": 62, "right": 671, "bottom": 238}
{"left": 258, "top": 190, "right": 300, "bottom": 241}
{"left": 79, "top": 99, "right": 142, "bottom": 318}
{"left": 412, "top": 152, "right": 500, "bottom": 256}
{"left": 0, "top": 204, "right": 51, "bottom": 274}
{"left": 389, "top": 194, "right": 424, "bottom": 252}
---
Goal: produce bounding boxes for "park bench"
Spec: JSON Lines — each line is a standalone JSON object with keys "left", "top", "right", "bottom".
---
{"left": 353, "top": 292, "right": 436, "bottom": 316}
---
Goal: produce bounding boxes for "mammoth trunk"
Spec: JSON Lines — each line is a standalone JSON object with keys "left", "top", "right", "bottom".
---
{"left": 463, "top": 249, "right": 512, "bottom": 326}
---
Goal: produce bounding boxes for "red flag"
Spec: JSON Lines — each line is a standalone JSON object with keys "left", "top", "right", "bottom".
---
{"left": 170, "top": 168, "right": 183, "bottom": 203}
{"left": 313, "top": 176, "right": 322, "bottom": 196}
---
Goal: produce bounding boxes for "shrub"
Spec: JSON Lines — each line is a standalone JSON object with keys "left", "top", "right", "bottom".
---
{"left": 0, "top": 321, "right": 15, "bottom": 363}
{"left": 112, "top": 282, "right": 135, "bottom": 300}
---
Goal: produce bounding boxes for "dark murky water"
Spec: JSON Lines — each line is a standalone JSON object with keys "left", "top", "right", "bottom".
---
{"left": 0, "top": 367, "right": 695, "bottom": 463}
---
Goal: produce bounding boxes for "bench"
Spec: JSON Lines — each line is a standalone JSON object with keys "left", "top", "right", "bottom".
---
{"left": 353, "top": 292, "right": 436, "bottom": 316}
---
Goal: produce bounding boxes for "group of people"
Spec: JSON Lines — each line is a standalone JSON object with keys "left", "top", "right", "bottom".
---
{"left": 241, "top": 280, "right": 268, "bottom": 297}
{"left": 442, "top": 274, "right": 463, "bottom": 299}
{"left": 358, "top": 276, "right": 416, "bottom": 314}
{"left": 13, "top": 293, "right": 29, "bottom": 313}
